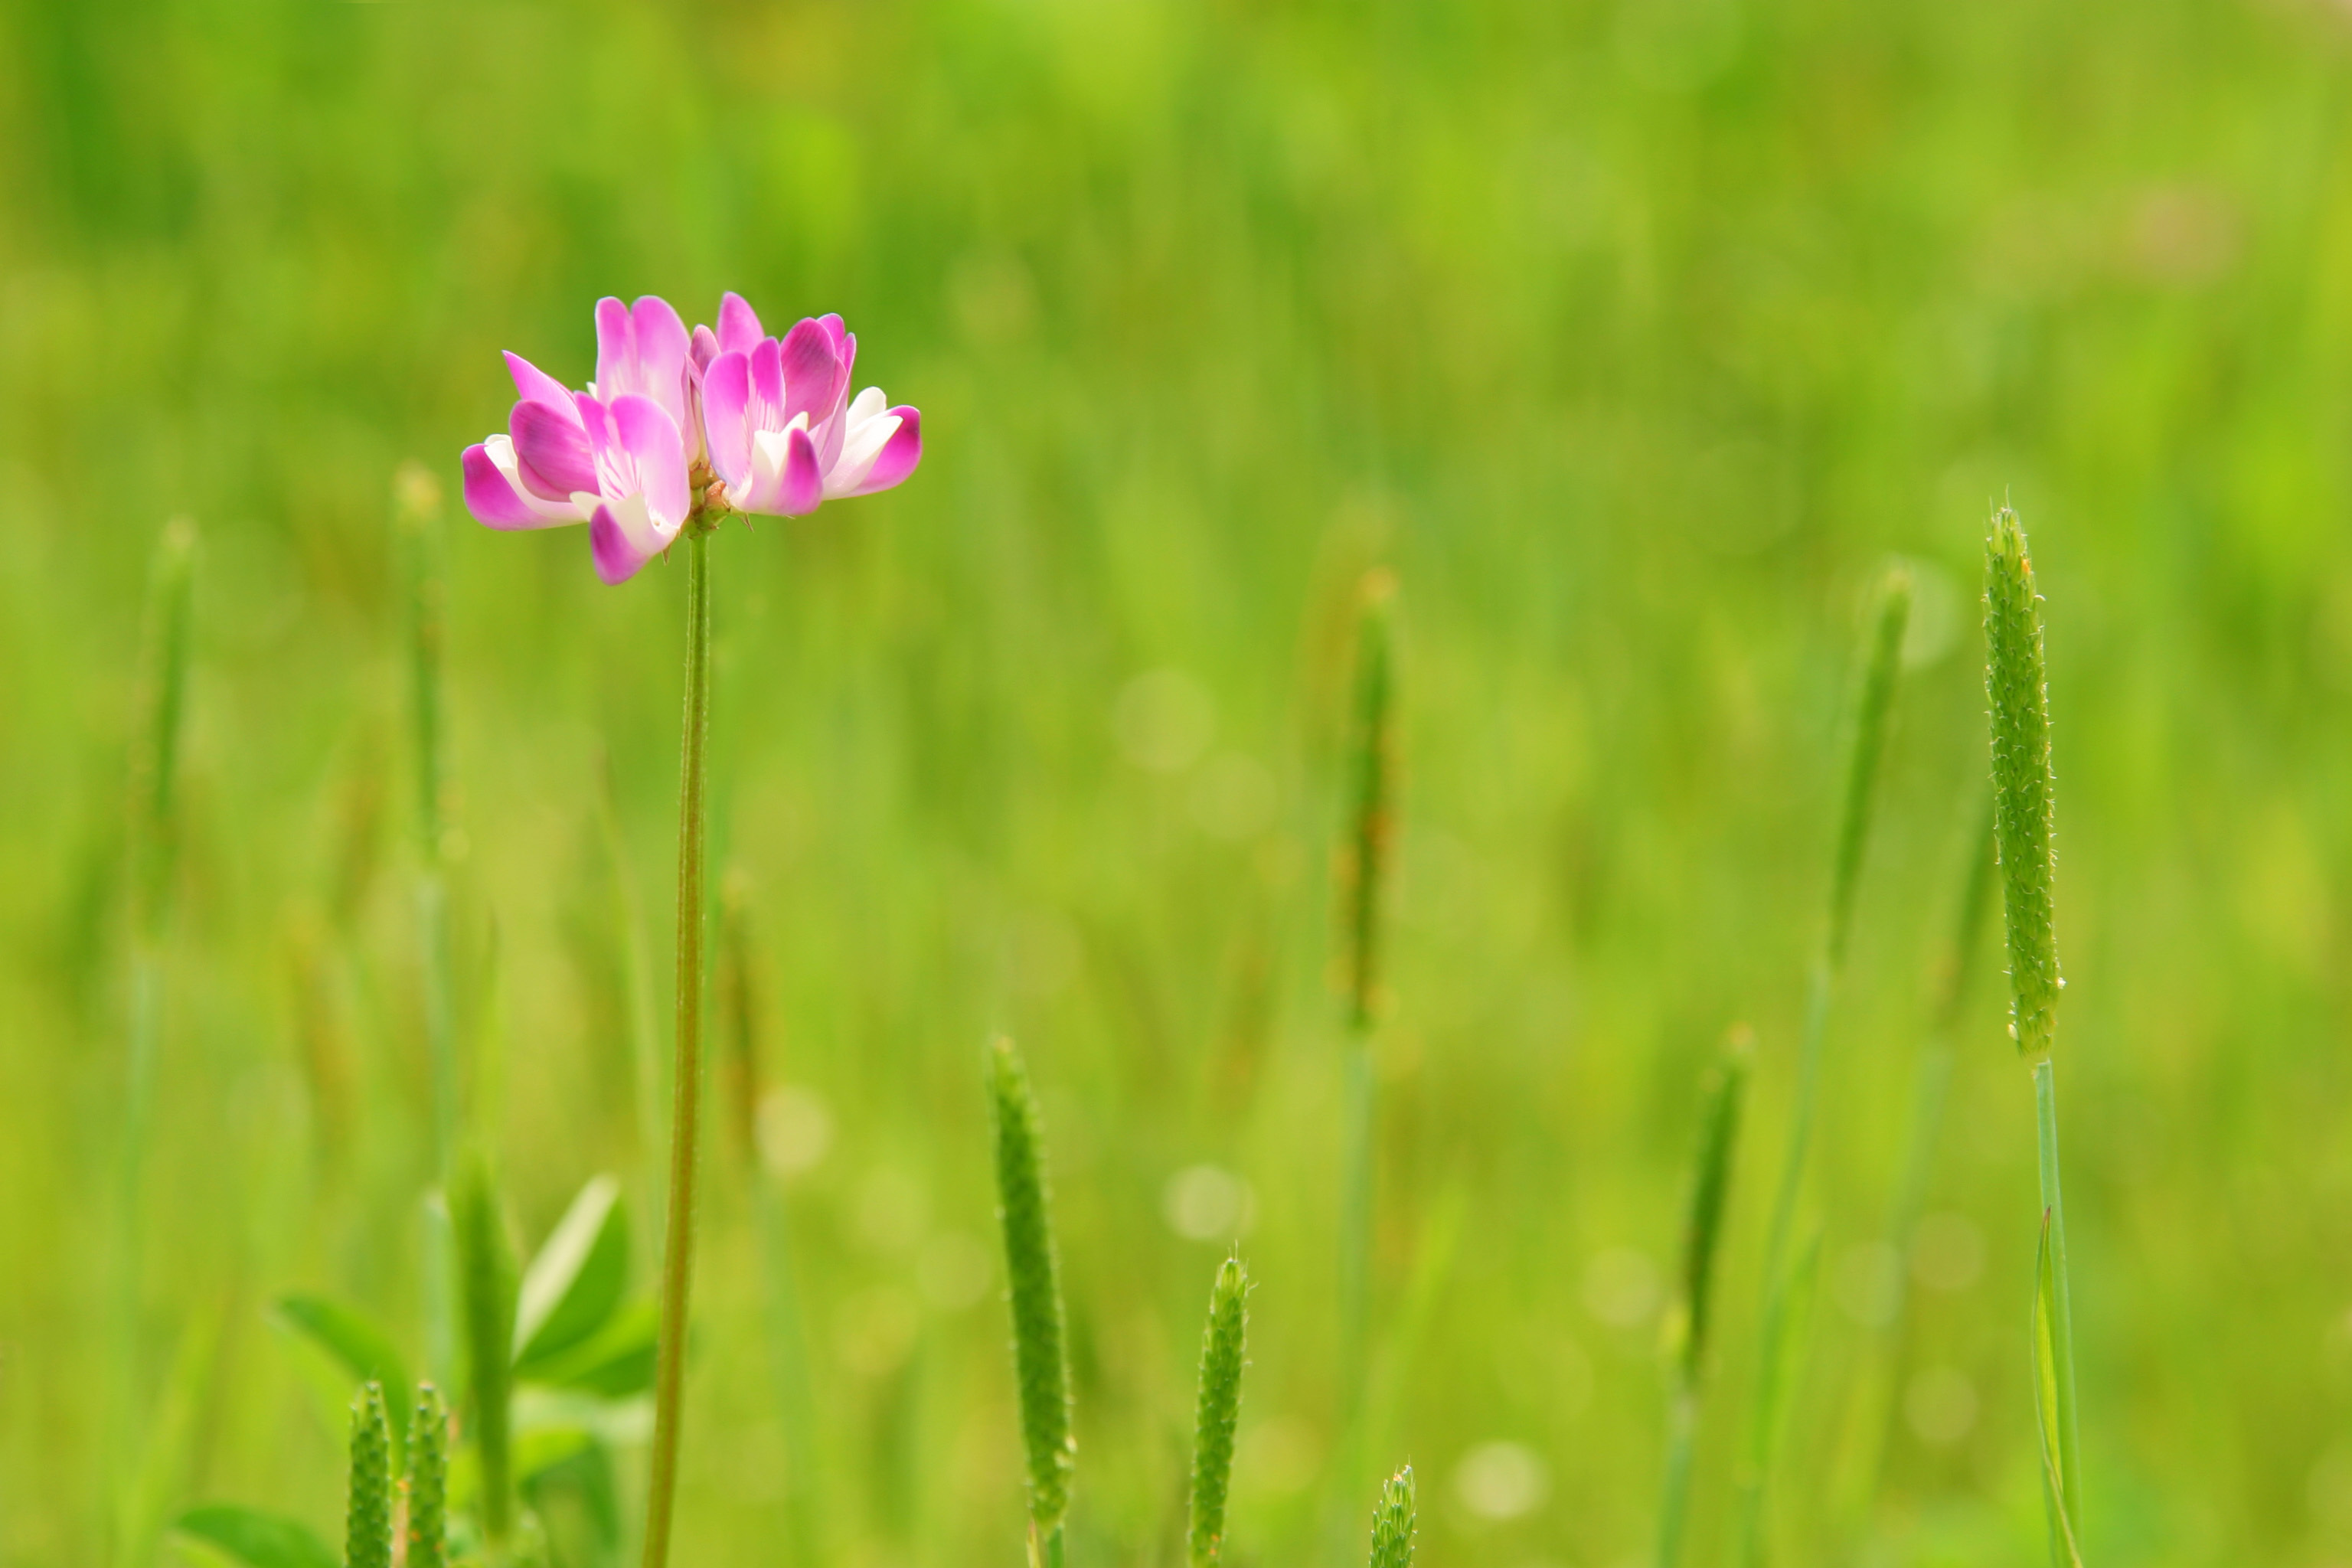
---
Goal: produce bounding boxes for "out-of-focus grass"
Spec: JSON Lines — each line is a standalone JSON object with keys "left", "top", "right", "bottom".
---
{"left": 7, "top": 2, "right": 2352, "bottom": 1564}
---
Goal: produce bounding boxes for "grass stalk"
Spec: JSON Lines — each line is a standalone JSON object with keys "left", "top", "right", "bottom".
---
{"left": 1986, "top": 502, "right": 2079, "bottom": 1557}
{"left": 1655, "top": 1030, "right": 1750, "bottom": 1568}
{"left": 642, "top": 529, "right": 714, "bottom": 1568}
{"left": 109, "top": 516, "right": 194, "bottom": 1566}
{"left": 989, "top": 1037, "right": 1076, "bottom": 1550}
{"left": 1335, "top": 570, "right": 1396, "bottom": 1417}
{"left": 1187, "top": 1257, "right": 1251, "bottom": 1568}
{"left": 1731, "top": 566, "right": 1909, "bottom": 1566}
{"left": 396, "top": 466, "right": 459, "bottom": 1176}
{"left": 452, "top": 1155, "right": 516, "bottom": 1543}
{"left": 718, "top": 877, "right": 827, "bottom": 1568}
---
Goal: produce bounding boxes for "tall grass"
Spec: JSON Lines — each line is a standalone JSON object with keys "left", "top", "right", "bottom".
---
{"left": 1334, "top": 570, "right": 1396, "bottom": 1454}
{"left": 1654, "top": 1028, "right": 1750, "bottom": 1568}
{"left": 108, "top": 515, "right": 194, "bottom": 1567}
{"left": 1983, "top": 506, "right": 2082, "bottom": 1560}
{"left": 988, "top": 1036, "right": 1076, "bottom": 1568}
{"left": 1731, "top": 566, "right": 1911, "bottom": 1565}
{"left": 452, "top": 1155, "right": 518, "bottom": 1544}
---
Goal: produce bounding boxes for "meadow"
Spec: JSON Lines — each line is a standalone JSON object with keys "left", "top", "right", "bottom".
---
{"left": 7, "top": 1, "right": 2352, "bottom": 1564}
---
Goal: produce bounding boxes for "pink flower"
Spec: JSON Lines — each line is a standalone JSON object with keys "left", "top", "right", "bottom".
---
{"left": 698, "top": 292, "right": 923, "bottom": 517}
{"left": 462, "top": 293, "right": 920, "bottom": 583}
{"left": 462, "top": 296, "right": 694, "bottom": 585}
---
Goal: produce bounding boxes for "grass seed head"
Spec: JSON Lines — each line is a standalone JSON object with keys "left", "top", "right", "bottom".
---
{"left": 989, "top": 1036, "right": 1075, "bottom": 1533}
{"left": 1186, "top": 1256, "right": 1250, "bottom": 1568}
{"left": 1983, "top": 506, "right": 2062, "bottom": 1058}
{"left": 345, "top": 1381, "right": 392, "bottom": 1568}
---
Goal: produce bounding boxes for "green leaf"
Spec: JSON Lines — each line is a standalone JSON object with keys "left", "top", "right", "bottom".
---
{"left": 514, "top": 1174, "right": 629, "bottom": 1374}
{"left": 2033, "top": 1212, "right": 2085, "bottom": 1568}
{"left": 517, "top": 1297, "right": 658, "bottom": 1397}
{"left": 174, "top": 1504, "right": 339, "bottom": 1568}
{"left": 273, "top": 1295, "right": 410, "bottom": 1468}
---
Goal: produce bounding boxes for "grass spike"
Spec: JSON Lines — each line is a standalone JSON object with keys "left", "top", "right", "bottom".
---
{"left": 1984, "top": 506, "right": 2062, "bottom": 1059}
{"left": 127, "top": 516, "right": 198, "bottom": 942}
{"left": 1985, "top": 505, "right": 2081, "bottom": 1559}
{"left": 1186, "top": 1256, "right": 1250, "bottom": 1568}
{"left": 1340, "top": 569, "right": 1398, "bottom": 1034}
{"left": 451, "top": 1153, "right": 516, "bottom": 1541}
{"left": 406, "top": 1383, "right": 448, "bottom": 1568}
{"left": 1365, "top": 1465, "right": 1416, "bottom": 1568}
{"left": 345, "top": 1382, "right": 392, "bottom": 1568}
{"left": 988, "top": 1036, "right": 1075, "bottom": 1537}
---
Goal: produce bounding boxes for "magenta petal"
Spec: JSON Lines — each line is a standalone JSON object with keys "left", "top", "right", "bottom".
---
{"left": 851, "top": 407, "right": 923, "bottom": 495}
{"left": 778, "top": 318, "right": 840, "bottom": 431}
{"left": 464, "top": 443, "right": 544, "bottom": 528}
{"left": 630, "top": 296, "right": 688, "bottom": 375}
{"left": 505, "top": 351, "right": 575, "bottom": 410}
{"left": 719, "top": 292, "right": 764, "bottom": 356}
{"left": 749, "top": 338, "right": 786, "bottom": 426}
{"left": 610, "top": 394, "right": 691, "bottom": 530}
{"left": 702, "top": 352, "right": 753, "bottom": 488}
{"left": 593, "top": 297, "right": 632, "bottom": 389}
{"left": 780, "top": 424, "right": 824, "bottom": 516}
{"left": 590, "top": 502, "right": 652, "bottom": 585}
{"left": 690, "top": 325, "right": 720, "bottom": 374}
{"left": 511, "top": 400, "right": 595, "bottom": 500}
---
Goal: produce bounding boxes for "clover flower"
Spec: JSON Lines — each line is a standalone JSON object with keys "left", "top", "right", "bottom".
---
{"left": 697, "top": 293, "right": 923, "bottom": 517}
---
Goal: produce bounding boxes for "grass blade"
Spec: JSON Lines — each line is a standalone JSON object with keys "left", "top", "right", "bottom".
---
{"left": 1187, "top": 1256, "right": 1250, "bottom": 1568}
{"left": 988, "top": 1036, "right": 1075, "bottom": 1540}
{"left": 514, "top": 1175, "right": 628, "bottom": 1371}
{"left": 273, "top": 1295, "right": 412, "bottom": 1468}
{"left": 1655, "top": 1029, "right": 1751, "bottom": 1568}
{"left": 452, "top": 1153, "right": 518, "bottom": 1542}
{"left": 173, "top": 1505, "right": 338, "bottom": 1568}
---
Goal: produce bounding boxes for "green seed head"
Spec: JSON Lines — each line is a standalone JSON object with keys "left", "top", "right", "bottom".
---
{"left": 1828, "top": 565, "right": 1912, "bottom": 970}
{"left": 1186, "top": 1256, "right": 1250, "bottom": 1568}
{"left": 406, "top": 1383, "right": 449, "bottom": 1568}
{"left": 988, "top": 1037, "right": 1075, "bottom": 1533}
{"left": 1668, "top": 1027, "right": 1751, "bottom": 1387}
{"left": 1983, "top": 507, "right": 2062, "bottom": 1058}
{"left": 1341, "top": 570, "right": 1398, "bottom": 1033}
{"left": 345, "top": 1381, "right": 393, "bottom": 1568}
{"left": 1366, "top": 1465, "right": 1416, "bottom": 1568}
{"left": 451, "top": 1154, "right": 517, "bottom": 1540}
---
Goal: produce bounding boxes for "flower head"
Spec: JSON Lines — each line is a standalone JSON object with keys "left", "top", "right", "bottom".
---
{"left": 463, "top": 293, "right": 920, "bottom": 583}
{"left": 698, "top": 293, "right": 923, "bottom": 517}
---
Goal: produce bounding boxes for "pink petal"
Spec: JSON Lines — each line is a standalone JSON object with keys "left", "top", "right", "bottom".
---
{"left": 718, "top": 292, "right": 764, "bottom": 356}
{"left": 463, "top": 441, "right": 578, "bottom": 530}
{"left": 610, "top": 394, "right": 691, "bottom": 532}
{"left": 750, "top": 338, "right": 786, "bottom": 427}
{"left": 778, "top": 318, "right": 841, "bottom": 432}
{"left": 690, "top": 325, "right": 720, "bottom": 374}
{"left": 593, "top": 298, "right": 632, "bottom": 390}
{"left": 505, "top": 351, "right": 575, "bottom": 409}
{"left": 779, "top": 423, "right": 824, "bottom": 517}
{"left": 630, "top": 296, "right": 688, "bottom": 380}
{"left": 590, "top": 495, "right": 664, "bottom": 586}
{"left": 701, "top": 352, "right": 753, "bottom": 488}
{"left": 511, "top": 399, "right": 595, "bottom": 501}
{"left": 850, "top": 407, "right": 923, "bottom": 495}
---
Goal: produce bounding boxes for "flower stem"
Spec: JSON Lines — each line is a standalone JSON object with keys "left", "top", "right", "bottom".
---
{"left": 642, "top": 529, "right": 713, "bottom": 1568}
{"left": 2035, "top": 1057, "right": 2083, "bottom": 1552}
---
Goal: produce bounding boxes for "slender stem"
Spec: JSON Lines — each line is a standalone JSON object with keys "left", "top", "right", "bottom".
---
{"left": 2034, "top": 1058, "right": 2083, "bottom": 1545}
{"left": 1653, "top": 1390, "right": 1697, "bottom": 1568}
{"left": 1730, "top": 956, "right": 1832, "bottom": 1566}
{"left": 642, "top": 531, "right": 713, "bottom": 1568}
{"left": 1337, "top": 1035, "right": 1377, "bottom": 1396}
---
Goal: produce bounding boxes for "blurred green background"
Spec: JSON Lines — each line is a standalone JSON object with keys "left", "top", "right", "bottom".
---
{"left": 8, "top": 0, "right": 2352, "bottom": 1564}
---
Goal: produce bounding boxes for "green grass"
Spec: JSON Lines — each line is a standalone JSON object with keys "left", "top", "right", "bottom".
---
{"left": 9, "top": 2, "right": 2352, "bottom": 1563}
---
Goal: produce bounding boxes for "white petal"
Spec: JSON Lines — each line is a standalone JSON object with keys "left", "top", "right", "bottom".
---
{"left": 825, "top": 412, "right": 903, "bottom": 498}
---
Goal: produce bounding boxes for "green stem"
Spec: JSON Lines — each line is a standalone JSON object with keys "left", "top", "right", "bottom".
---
{"left": 1653, "top": 1390, "right": 1697, "bottom": 1568}
{"left": 2034, "top": 1058, "right": 2083, "bottom": 1548}
{"left": 642, "top": 531, "right": 713, "bottom": 1568}
{"left": 1730, "top": 955, "right": 1832, "bottom": 1567}
{"left": 1337, "top": 1034, "right": 1376, "bottom": 1400}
